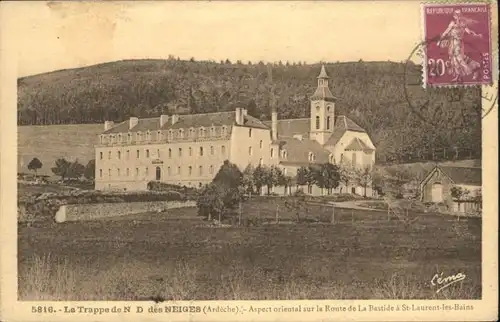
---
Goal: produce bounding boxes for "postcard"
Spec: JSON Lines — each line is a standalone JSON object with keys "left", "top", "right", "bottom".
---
{"left": 1, "top": 1, "right": 498, "bottom": 321}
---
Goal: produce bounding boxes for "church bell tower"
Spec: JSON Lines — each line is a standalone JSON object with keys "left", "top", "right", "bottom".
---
{"left": 310, "top": 65, "right": 336, "bottom": 145}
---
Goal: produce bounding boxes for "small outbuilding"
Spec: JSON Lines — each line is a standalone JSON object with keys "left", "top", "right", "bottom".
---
{"left": 420, "top": 165, "right": 482, "bottom": 213}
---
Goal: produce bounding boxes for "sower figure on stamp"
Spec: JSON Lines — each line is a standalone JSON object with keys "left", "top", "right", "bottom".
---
{"left": 437, "top": 9, "right": 483, "bottom": 82}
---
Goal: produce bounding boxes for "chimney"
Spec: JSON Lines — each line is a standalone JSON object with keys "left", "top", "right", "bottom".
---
{"left": 271, "top": 109, "right": 278, "bottom": 141}
{"left": 129, "top": 117, "right": 138, "bottom": 130}
{"left": 235, "top": 107, "right": 243, "bottom": 125}
{"left": 171, "top": 114, "right": 179, "bottom": 125}
{"left": 104, "top": 121, "right": 114, "bottom": 131}
{"left": 160, "top": 115, "right": 169, "bottom": 127}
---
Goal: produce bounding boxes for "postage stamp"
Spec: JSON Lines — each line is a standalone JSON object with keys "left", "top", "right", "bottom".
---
{"left": 422, "top": 3, "right": 492, "bottom": 87}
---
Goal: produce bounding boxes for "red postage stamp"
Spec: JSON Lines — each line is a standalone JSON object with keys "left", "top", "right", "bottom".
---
{"left": 422, "top": 3, "right": 492, "bottom": 87}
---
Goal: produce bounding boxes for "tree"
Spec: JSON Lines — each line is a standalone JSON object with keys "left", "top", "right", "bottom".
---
{"left": 253, "top": 165, "right": 268, "bottom": 195}
{"left": 296, "top": 166, "right": 309, "bottom": 187}
{"left": 386, "top": 166, "right": 412, "bottom": 198}
{"left": 66, "top": 160, "right": 85, "bottom": 179}
{"left": 196, "top": 183, "right": 226, "bottom": 222}
{"left": 51, "top": 158, "right": 71, "bottom": 181}
{"left": 27, "top": 157, "right": 43, "bottom": 177}
{"left": 356, "top": 167, "right": 373, "bottom": 197}
{"left": 339, "top": 159, "right": 356, "bottom": 193}
{"left": 84, "top": 159, "right": 96, "bottom": 180}
{"left": 316, "top": 163, "right": 341, "bottom": 194}
{"left": 213, "top": 160, "right": 243, "bottom": 189}
{"left": 242, "top": 164, "right": 255, "bottom": 195}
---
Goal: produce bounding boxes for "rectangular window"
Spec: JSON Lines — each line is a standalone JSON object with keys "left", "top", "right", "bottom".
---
{"left": 221, "top": 146, "right": 226, "bottom": 155}
{"left": 135, "top": 168, "right": 139, "bottom": 176}
{"left": 99, "top": 169, "right": 102, "bottom": 178}
{"left": 100, "top": 152, "right": 103, "bottom": 160}
{"left": 189, "top": 147, "right": 192, "bottom": 156}
{"left": 117, "top": 168, "right": 120, "bottom": 176}
{"left": 126, "top": 150, "right": 130, "bottom": 159}
{"left": 146, "top": 149, "right": 150, "bottom": 158}
{"left": 126, "top": 168, "right": 130, "bottom": 176}
{"left": 200, "top": 147, "right": 204, "bottom": 156}
{"left": 209, "top": 165, "right": 213, "bottom": 174}
{"left": 167, "top": 167, "right": 171, "bottom": 176}
{"left": 145, "top": 167, "right": 149, "bottom": 176}
{"left": 108, "top": 169, "right": 111, "bottom": 177}
{"left": 179, "top": 148, "right": 182, "bottom": 157}
{"left": 157, "top": 149, "right": 160, "bottom": 158}
{"left": 117, "top": 151, "right": 121, "bottom": 160}
{"left": 199, "top": 166, "right": 203, "bottom": 176}
{"left": 178, "top": 166, "right": 181, "bottom": 175}
{"left": 168, "top": 149, "right": 172, "bottom": 158}
{"left": 210, "top": 146, "right": 214, "bottom": 155}
{"left": 136, "top": 150, "right": 140, "bottom": 159}
{"left": 108, "top": 151, "right": 111, "bottom": 159}
{"left": 248, "top": 146, "right": 252, "bottom": 156}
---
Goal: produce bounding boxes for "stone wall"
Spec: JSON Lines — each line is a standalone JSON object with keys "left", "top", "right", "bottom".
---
{"left": 55, "top": 200, "right": 196, "bottom": 223}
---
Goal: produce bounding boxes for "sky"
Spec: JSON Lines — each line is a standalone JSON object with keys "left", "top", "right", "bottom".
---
{"left": 3, "top": 1, "right": 424, "bottom": 77}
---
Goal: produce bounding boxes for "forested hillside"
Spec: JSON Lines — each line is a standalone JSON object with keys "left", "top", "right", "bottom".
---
{"left": 18, "top": 58, "right": 482, "bottom": 162}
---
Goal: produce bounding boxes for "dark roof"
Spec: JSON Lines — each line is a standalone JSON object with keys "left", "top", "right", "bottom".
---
{"left": 439, "top": 166, "right": 482, "bottom": 186}
{"left": 263, "top": 118, "right": 310, "bottom": 138}
{"left": 310, "top": 86, "right": 336, "bottom": 102}
{"left": 344, "top": 137, "right": 375, "bottom": 151}
{"left": 102, "top": 111, "right": 268, "bottom": 134}
{"left": 262, "top": 115, "right": 365, "bottom": 144}
{"left": 324, "top": 116, "right": 366, "bottom": 146}
{"left": 274, "top": 137, "right": 330, "bottom": 165}
{"left": 317, "top": 65, "right": 329, "bottom": 79}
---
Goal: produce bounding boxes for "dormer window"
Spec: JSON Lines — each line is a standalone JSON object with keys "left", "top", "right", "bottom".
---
{"left": 128, "top": 133, "right": 132, "bottom": 142}
{"left": 179, "top": 129, "right": 184, "bottom": 138}
{"left": 221, "top": 126, "right": 227, "bottom": 137}
{"left": 281, "top": 150, "right": 287, "bottom": 159}
{"left": 210, "top": 126, "right": 215, "bottom": 137}
{"left": 118, "top": 134, "right": 123, "bottom": 142}
{"left": 136, "top": 132, "right": 142, "bottom": 141}
{"left": 168, "top": 130, "right": 173, "bottom": 141}
{"left": 99, "top": 135, "right": 104, "bottom": 144}
{"left": 146, "top": 131, "right": 151, "bottom": 141}
{"left": 199, "top": 127, "right": 205, "bottom": 138}
{"left": 308, "top": 152, "right": 316, "bottom": 162}
{"left": 189, "top": 128, "right": 195, "bottom": 138}
{"left": 157, "top": 130, "right": 162, "bottom": 141}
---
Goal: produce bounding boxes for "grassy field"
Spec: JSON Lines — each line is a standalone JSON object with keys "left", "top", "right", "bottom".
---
{"left": 18, "top": 197, "right": 481, "bottom": 301}
{"left": 18, "top": 124, "right": 102, "bottom": 177}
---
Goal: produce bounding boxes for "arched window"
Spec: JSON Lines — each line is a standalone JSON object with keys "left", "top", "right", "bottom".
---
{"left": 189, "top": 128, "right": 194, "bottom": 137}
{"left": 199, "top": 128, "right": 204, "bottom": 137}
{"left": 178, "top": 129, "right": 184, "bottom": 138}
{"left": 117, "top": 151, "right": 121, "bottom": 159}
{"left": 126, "top": 150, "right": 130, "bottom": 159}
{"left": 145, "top": 167, "right": 149, "bottom": 176}
{"left": 178, "top": 148, "right": 182, "bottom": 157}
{"left": 188, "top": 166, "right": 192, "bottom": 176}
{"left": 118, "top": 134, "right": 122, "bottom": 142}
{"left": 210, "top": 127, "right": 215, "bottom": 137}
{"left": 108, "top": 168, "right": 111, "bottom": 177}
{"left": 260, "top": 140, "right": 263, "bottom": 149}
{"left": 168, "top": 130, "right": 173, "bottom": 141}
{"left": 99, "top": 169, "right": 102, "bottom": 178}
{"left": 329, "top": 154, "right": 335, "bottom": 163}
{"left": 199, "top": 147, "right": 204, "bottom": 156}
{"left": 168, "top": 148, "right": 172, "bottom": 158}
{"left": 221, "top": 126, "right": 227, "bottom": 136}
{"left": 271, "top": 148, "right": 274, "bottom": 158}
{"left": 308, "top": 152, "right": 315, "bottom": 162}
{"left": 157, "top": 149, "right": 160, "bottom": 158}
{"left": 128, "top": 133, "right": 132, "bottom": 142}
{"left": 136, "top": 150, "right": 140, "bottom": 159}
{"left": 209, "top": 165, "right": 214, "bottom": 174}
{"left": 157, "top": 131, "right": 162, "bottom": 141}
{"left": 146, "top": 131, "right": 151, "bottom": 141}
{"left": 177, "top": 166, "right": 181, "bottom": 175}
{"left": 126, "top": 168, "right": 130, "bottom": 176}
{"left": 189, "top": 147, "right": 192, "bottom": 156}
{"left": 167, "top": 167, "right": 171, "bottom": 176}
{"left": 146, "top": 149, "right": 150, "bottom": 158}
{"left": 221, "top": 145, "right": 226, "bottom": 154}
{"left": 156, "top": 167, "right": 161, "bottom": 181}
{"left": 327, "top": 116, "right": 331, "bottom": 130}
{"left": 281, "top": 150, "right": 287, "bottom": 159}
{"left": 117, "top": 168, "right": 121, "bottom": 176}
{"left": 136, "top": 132, "right": 142, "bottom": 141}
{"left": 316, "top": 116, "right": 320, "bottom": 129}
{"left": 108, "top": 151, "right": 111, "bottom": 159}
{"left": 100, "top": 152, "right": 103, "bottom": 160}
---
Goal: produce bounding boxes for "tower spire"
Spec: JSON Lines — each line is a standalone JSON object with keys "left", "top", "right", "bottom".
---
{"left": 317, "top": 64, "right": 329, "bottom": 79}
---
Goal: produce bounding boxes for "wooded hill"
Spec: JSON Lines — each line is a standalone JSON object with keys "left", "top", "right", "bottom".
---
{"left": 17, "top": 58, "right": 482, "bottom": 162}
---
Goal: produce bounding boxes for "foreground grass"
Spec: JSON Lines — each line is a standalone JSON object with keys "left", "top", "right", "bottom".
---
{"left": 18, "top": 209, "right": 481, "bottom": 300}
